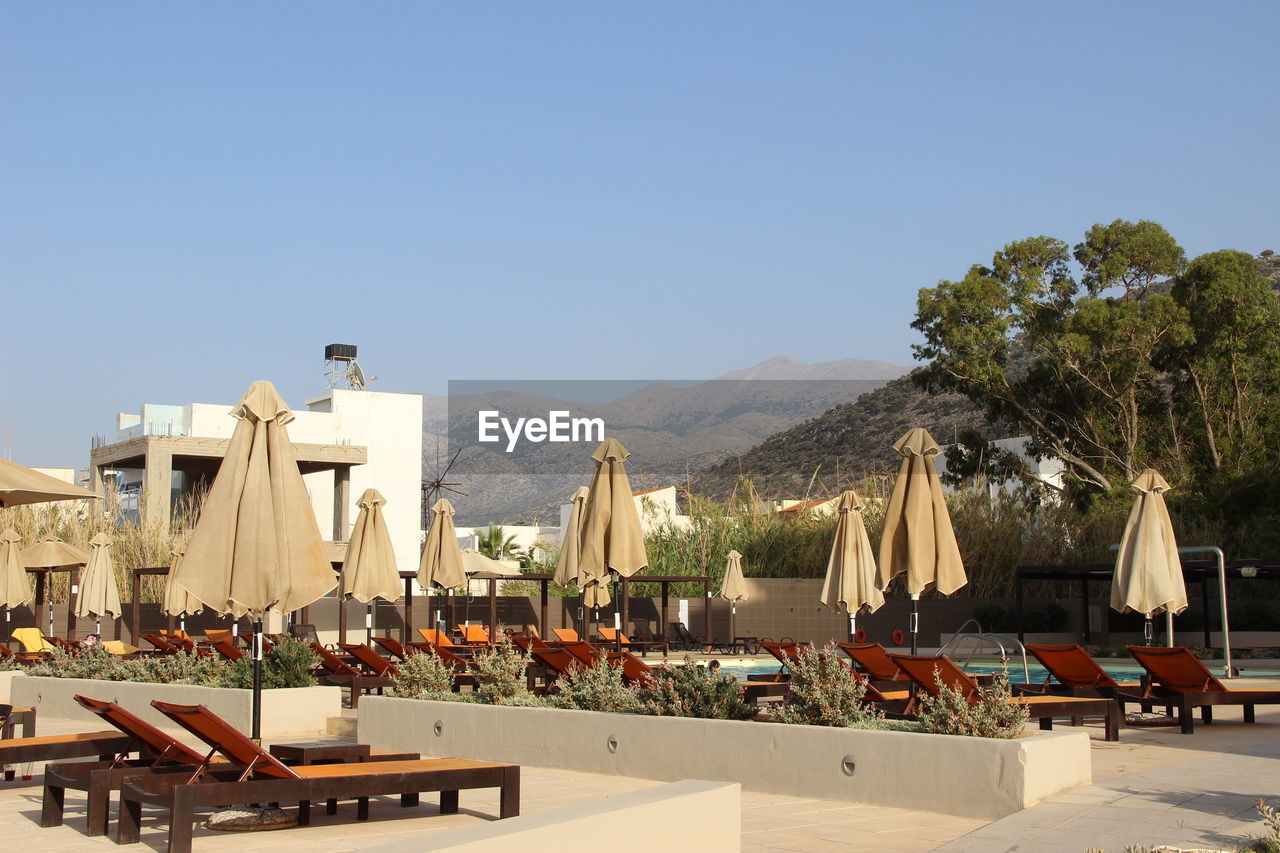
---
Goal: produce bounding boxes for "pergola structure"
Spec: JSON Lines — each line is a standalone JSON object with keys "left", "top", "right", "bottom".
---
{"left": 1013, "top": 559, "right": 1276, "bottom": 646}
{"left": 90, "top": 434, "right": 367, "bottom": 536}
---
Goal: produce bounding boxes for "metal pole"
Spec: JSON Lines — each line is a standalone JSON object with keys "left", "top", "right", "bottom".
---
{"left": 910, "top": 593, "right": 919, "bottom": 655}
{"left": 251, "top": 618, "right": 263, "bottom": 741}
{"left": 1177, "top": 546, "right": 1233, "bottom": 677}
{"left": 365, "top": 604, "right": 373, "bottom": 644}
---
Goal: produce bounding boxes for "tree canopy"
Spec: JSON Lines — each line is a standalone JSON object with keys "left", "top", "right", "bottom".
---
{"left": 912, "top": 220, "right": 1280, "bottom": 512}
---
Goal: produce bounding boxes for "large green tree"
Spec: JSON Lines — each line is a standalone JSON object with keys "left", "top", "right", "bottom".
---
{"left": 912, "top": 220, "right": 1188, "bottom": 496}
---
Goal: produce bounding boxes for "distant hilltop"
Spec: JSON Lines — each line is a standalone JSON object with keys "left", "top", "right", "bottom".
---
{"left": 717, "top": 354, "right": 908, "bottom": 382}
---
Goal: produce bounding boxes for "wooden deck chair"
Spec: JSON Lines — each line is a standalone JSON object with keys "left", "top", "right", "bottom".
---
{"left": 1025, "top": 644, "right": 1141, "bottom": 696}
{"left": 418, "top": 627, "right": 461, "bottom": 648}
{"left": 41, "top": 695, "right": 221, "bottom": 836}
{"left": 509, "top": 633, "right": 552, "bottom": 653}
{"left": 551, "top": 627, "right": 581, "bottom": 643}
{"left": 339, "top": 643, "right": 401, "bottom": 677}
{"left": 124, "top": 701, "right": 518, "bottom": 852}
{"left": 201, "top": 629, "right": 234, "bottom": 645}
{"left": 208, "top": 640, "right": 243, "bottom": 662}
{"left": 597, "top": 627, "right": 668, "bottom": 657}
{"left": 371, "top": 636, "right": 416, "bottom": 661}
{"left": 1126, "top": 645, "right": 1280, "bottom": 734}
{"left": 141, "top": 634, "right": 180, "bottom": 655}
{"left": 837, "top": 642, "right": 910, "bottom": 683}
{"left": 13, "top": 627, "right": 54, "bottom": 654}
{"left": 456, "top": 624, "right": 491, "bottom": 646}
{"left": 0, "top": 725, "right": 137, "bottom": 789}
{"left": 889, "top": 652, "right": 1121, "bottom": 741}
{"left": 560, "top": 641, "right": 606, "bottom": 668}
{"left": 759, "top": 640, "right": 807, "bottom": 681}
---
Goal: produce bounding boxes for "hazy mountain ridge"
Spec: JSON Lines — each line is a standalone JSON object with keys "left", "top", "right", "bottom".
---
{"left": 421, "top": 355, "right": 904, "bottom": 524}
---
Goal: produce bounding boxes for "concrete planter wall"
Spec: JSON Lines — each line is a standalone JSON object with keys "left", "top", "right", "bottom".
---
{"left": 358, "top": 697, "right": 1090, "bottom": 820}
{"left": 0, "top": 670, "right": 25, "bottom": 704}
{"left": 11, "top": 677, "right": 340, "bottom": 737}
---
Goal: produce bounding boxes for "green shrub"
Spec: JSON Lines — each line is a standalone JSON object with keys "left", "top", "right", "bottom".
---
{"left": 547, "top": 659, "right": 641, "bottom": 713}
{"left": 218, "top": 637, "right": 318, "bottom": 689}
{"left": 472, "top": 636, "right": 532, "bottom": 704}
{"left": 916, "top": 667, "right": 1029, "bottom": 738}
{"left": 138, "top": 650, "right": 224, "bottom": 686}
{"left": 779, "top": 644, "right": 883, "bottom": 728}
{"left": 388, "top": 651, "right": 456, "bottom": 698}
{"left": 25, "top": 646, "right": 138, "bottom": 681}
{"left": 636, "top": 658, "right": 755, "bottom": 720}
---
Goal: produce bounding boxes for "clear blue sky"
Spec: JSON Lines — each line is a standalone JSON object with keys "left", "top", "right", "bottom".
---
{"left": 3, "top": 2, "right": 1277, "bottom": 465}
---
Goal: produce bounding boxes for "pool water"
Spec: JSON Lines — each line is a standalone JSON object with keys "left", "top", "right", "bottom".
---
{"left": 711, "top": 656, "right": 1149, "bottom": 685}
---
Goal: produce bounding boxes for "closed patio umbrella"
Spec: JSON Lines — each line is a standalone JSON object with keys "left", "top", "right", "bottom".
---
{"left": 76, "top": 532, "right": 122, "bottom": 636}
{"left": 822, "top": 490, "right": 883, "bottom": 642}
{"left": 877, "top": 428, "right": 967, "bottom": 653}
{"left": 718, "top": 550, "right": 749, "bottom": 651}
{"left": 24, "top": 538, "right": 90, "bottom": 640}
{"left": 577, "top": 438, "right": 648, "bottom": 638}
{"left": 418, "top": 498, "right": 467, "bottom": 631}
{"left": 1, "top": 528, "right": 31, "bottom": 647}
{"left": 162, "top": 542, "right": 202, "bottom": 632}
{"left": 169, "top": 380, "right": 336, "bottom": 739}
{"left": 0, "top": 458, "right": 99, "bottom": 507}
{"left": 342, "top": 489, "right": 401, "bottom": 643}
{"left": 554, "top": 487, "right": 589, "bottom": 589}
{"left": 1111, "top": 469, "right": 1187, "bottom": 646}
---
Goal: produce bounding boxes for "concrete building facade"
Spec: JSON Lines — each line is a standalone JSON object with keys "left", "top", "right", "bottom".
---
{"left": 89, "top": 388, "right": 424, "bottom": 573}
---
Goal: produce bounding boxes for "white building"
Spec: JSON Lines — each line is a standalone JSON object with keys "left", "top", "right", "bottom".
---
{"left": 90, "top": 387, "right": 424, "bottom": 573}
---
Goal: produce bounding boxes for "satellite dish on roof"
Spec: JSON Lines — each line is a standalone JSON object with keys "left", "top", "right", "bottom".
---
{"left": 351, "top": 362, "right": 367, "bottom": 390}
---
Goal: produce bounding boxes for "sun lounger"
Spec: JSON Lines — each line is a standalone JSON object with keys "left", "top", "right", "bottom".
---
{"left": 309, "top": 642, "right": 391, "bottom": 707}
{"left": 759, "top": 640, "right": 808, "bottom": 681}
{"left": 371, "top": 636, "right": 416, "bottom": 660}
{"left": 1126, "top": 645, "right": 1280, "bottom": 734}
{"left": 339, "top": 642, "right": 401, "bottom": 677}
{"left": 1023, "top": 643, "right": 1142, "bottom": 695}
{"left": 597, "top": 627, "right": 668, "bottom": 657}
{"left": 0, "top": 728, "right": 138, "bottom": 782}
{"left": 551, "top": 627, "right": 581, "bottom": 643}
{"left": 889, "top": 652, "right": 1121, "bottom": 741}
{"left": 560, "top": 640, "right": 607, "bottom": 668}
{"left": 12, "top": 627, "right": 54, "bottom": 655}
{"left": 509, "top": 633, "right": 554, "bottom": 653}
{"left": 837, "top": 642, "right": 910, "bottom": 684}
{"left": 42, "top": 695, "right": 225, "bottom": 836}
{"left": 418, "top": 627, "right": 466, "bottom": 648}
{"left": 201, "top": 629, "right": 234, "bottom": 646}
{"left": 123, "top": 701, "right": 518, "bottom": 852}
{"left": 456, "top": 624, "right": 491, "bottom": 646}
{"left": 141, "top": 633, "right": 180, "bottom": 655}
{"left": 207, "top": 640, "right": 243, "bottom": 662}
{"left": 669, "top": 621, "right": 707, "bottom": 652}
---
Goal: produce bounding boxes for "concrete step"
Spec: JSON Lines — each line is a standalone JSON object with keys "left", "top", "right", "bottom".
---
{"left": 326, "top": 711, "right": 358, "bottom": 737}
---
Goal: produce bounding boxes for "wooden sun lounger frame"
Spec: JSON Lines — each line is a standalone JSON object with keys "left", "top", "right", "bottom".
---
{"left": 1124, "top": 645, "right": 1280, "bottom": 734}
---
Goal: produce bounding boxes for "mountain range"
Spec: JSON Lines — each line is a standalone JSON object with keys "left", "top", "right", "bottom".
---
{"left": 422, "top": 355, "right": 909, "bottom": 524}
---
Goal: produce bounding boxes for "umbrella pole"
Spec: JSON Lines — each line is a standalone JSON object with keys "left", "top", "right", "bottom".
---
{"left": 1165, "top": 610, "right": 1174, "bottom": 647}
{"left": 366, "top": 604, "right": 374, "bottom": 644}
{"left": 910, "top": 594, "right": 919, "bottom": 655}
{"left": 730, "top": 603, "right": 736, "bottom": 654}
{"left": 1143, "top": 617, "right": 1154, "bottom": 647}
{"left": 614, "top": 579, "right": 622, "bottom": 652}
{"left": 848, "top": 613, "right": 855, "bottom": 645}
{"left": 251, "top": 618, "right": 263, "bottom": 741}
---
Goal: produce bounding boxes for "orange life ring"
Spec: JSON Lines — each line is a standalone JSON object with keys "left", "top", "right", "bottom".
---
{"left": 892, "top": 629, "right": 906, "bottom": 646}
{"left": 853, "top": 628, "right": 867, "bottom": 644}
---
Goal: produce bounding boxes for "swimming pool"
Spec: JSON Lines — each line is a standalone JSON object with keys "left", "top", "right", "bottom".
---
{"left": 710, "top": 656, "right": 1150, "bottom": 685}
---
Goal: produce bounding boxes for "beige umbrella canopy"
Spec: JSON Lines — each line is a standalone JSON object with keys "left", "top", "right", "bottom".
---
{"left": 23, "top": 538, "right": 89, "bottom": 569}
{"left": 342, "top": 489, "right": 401, "bottom": 603}
{"left": 719, "top": 549, "right": 749, "bottom": 648}
{"left": 1, "top": 528, "right": 31, "bottom": 610}
{"left": 1, "top": 528, "right": 31, "bottom": 645}
{"left": 553, "top": 486, "right": 590, "bottom": 588}
{"left": 170, "top": 380, "right": 336, "bottom": 618}
{"left": 418, "top": 498, "right": 467, "bottom": 591}
{"left": 822, "top": 490, "right": 883, "bottom": 639}
{"left": 162, "top": 542, "right": 203, "bottom": 621}
{"left": 460, "top": 549, "right": 523, "bottom": 578}
{"left": 1112, "top": 469, "right": 1187, "bottom": 645}
{"left": 76, "top": 532, "right": 122, "bottom": 627}
{"left": 577, "top": 438, "right": 648, "bottom": 610}
{"left": 877, "top": 428, "right": 967, "bottom": 652}
{"left": 0, "top": 458, "right": 99, "bottom": 507}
